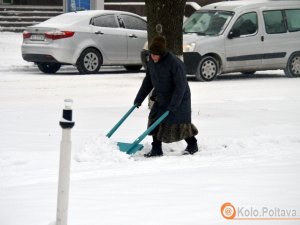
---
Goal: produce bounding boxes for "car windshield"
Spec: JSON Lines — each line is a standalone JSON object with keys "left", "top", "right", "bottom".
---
{"left": 183, "top": 10, "right": 234, "bottom": 36}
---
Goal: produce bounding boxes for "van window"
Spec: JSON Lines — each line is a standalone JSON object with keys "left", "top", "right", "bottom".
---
{"left": 231, "top": 12, "right": 258, "bottom": 37}
{"left": 286, "top": 9, "right": 300, "bottom": 32}
{"left": 263, "top": 10, "right": 286, "bottom": 34}
{"left": 183, "top": 10, "right": 234, "bottom": 36}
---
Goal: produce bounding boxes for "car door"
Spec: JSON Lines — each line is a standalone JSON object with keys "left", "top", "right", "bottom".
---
{"left": 261, "top": 9, "right": 289, "bottom": 67}
{"left": 224, "top": 11, "right": 263, "bottom": 70}
{"left": 91, "top": 14, "right": 127, "bottom": 62}
{"left": 118, "top": 14, "right": 147, "bottom": 62}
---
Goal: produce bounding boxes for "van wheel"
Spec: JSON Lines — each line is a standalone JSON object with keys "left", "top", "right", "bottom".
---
{"left": 196, "top": 56, "right": 219, "bottom": 81}
{"left": 284, "top": 52, "right": 300, "bottom": 78}
{"left": 124, "top": 65, "right": 142, "bottom": 72}
{"left": 77, "top": 48, "right": 102, "bottom": 74}
{"left": 37, "top": 63, "right": 61, "bottom": 74}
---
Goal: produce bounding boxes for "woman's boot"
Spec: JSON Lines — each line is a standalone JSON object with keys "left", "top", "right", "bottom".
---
{"left": 144, "top": 136, "right": 163, "bottom": 157}
{"left": 183, "top": 136, "right": 198, "bottom": 155}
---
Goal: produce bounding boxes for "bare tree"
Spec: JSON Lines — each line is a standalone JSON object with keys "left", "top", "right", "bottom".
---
{"left": 145, "top": 0, "right": 187, "bottom": 56}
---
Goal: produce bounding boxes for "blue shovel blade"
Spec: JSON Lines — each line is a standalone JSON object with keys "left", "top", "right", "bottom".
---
{"left": 117, "top": 142, "right": 144, "bottom": 154}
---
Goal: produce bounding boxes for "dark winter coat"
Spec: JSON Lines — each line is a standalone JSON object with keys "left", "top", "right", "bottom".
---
{"left": 134, "top": 52, "right": 192, "bottom": 125}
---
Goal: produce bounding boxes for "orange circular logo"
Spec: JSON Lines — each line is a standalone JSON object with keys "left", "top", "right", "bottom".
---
{"left": 221, "top": 202, "right": 236, "bottom": 220}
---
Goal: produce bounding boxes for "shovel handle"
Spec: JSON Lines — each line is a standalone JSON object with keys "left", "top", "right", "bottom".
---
{"left": 126, "top": 111, "right": 169, "bottom": 154}
{"left": 106, "top": 104, "right": 137, "bottom": 138}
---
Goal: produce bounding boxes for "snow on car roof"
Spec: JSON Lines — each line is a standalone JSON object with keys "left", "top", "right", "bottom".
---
{"left": 37, "top": 10, "right": 143, "bottom": 27}
{"left": 201, "top": 0, "right": 300, "bottom": 12}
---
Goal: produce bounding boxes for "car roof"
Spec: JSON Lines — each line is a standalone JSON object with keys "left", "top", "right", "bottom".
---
{"left": 33, "top": 10, "right": 145, "bottom": 28}
{"left": 65, "top": 10, "right": 144, "bottom": 19}
{"left": 200, "top": 0, "right": 300, "bottom": 12}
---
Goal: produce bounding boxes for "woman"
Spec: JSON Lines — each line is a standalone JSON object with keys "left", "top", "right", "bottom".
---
{"left": 134, "top": 36, "right": 198, "bottom": 157}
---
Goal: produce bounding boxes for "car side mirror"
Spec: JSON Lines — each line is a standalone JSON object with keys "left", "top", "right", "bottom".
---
{"left": 228, "top": 29, "right": 240, "bottom": 39}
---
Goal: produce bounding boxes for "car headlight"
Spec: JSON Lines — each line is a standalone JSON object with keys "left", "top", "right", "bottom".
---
{"left": 183, "top": 43, "right": 196, "bottom": 52}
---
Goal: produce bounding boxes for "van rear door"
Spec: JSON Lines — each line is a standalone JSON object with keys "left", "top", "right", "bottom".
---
{"left": 261, "top": 9, "right": 297, "bottom": 69}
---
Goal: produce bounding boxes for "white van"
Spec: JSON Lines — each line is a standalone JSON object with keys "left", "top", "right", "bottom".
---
{"left": 183, "top": 0, "right": 300, "bottom": 81}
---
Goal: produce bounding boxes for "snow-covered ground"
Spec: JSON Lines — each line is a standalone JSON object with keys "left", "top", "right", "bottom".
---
{"left": 0, "top": 32, "right": 300, "bottom": 225}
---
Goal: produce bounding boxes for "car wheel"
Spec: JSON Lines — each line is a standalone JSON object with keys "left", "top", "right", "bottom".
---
{"left": 141, "top": 49, "right": 150, "bottom": 70}
{"left": 284, "top": 52, "right": 300, "bottom": 78}
{"left": 77, "top": 48, "right": 102, "bottom": 74}
{"left": 37, "top": 63, "right": 61, "bottom": 74}
{"left": 196, "top": 56, "right": 219, "bottom": 82}
{"left": 124, "top": 65, "right": 142, "bottom": 72}
{"left": 241, "top": 71, "right": 256, "bottom": 75}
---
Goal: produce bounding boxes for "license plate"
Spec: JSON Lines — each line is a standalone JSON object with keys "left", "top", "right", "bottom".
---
{"left": 30, "top": 34, "right": 45, "bottom": 41}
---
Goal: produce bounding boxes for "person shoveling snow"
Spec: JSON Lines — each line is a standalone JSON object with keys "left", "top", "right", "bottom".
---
{"left": 134, "top": 36, "right": 199, "bottom": 157}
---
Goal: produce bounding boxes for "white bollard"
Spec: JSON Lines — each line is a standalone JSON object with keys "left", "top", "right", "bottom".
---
{"left": 56, "top": 99, "right": 75, "bottom": 225}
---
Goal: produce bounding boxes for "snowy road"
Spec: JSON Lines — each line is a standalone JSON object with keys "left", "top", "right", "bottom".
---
{"left": 0, "top": 32, "right": 300, "bottom": 225}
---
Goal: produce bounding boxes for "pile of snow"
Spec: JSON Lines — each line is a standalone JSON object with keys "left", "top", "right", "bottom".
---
{"left": 74, "top": 135, "right": 132, "bottom": 163}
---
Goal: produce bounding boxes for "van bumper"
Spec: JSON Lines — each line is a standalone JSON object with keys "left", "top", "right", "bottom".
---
{"left": 183, "top": 52, "right": 201, "bottom": 74}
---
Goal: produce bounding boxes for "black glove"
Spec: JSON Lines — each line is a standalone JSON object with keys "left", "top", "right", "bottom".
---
{"left": 134, "top": 102, "right": 141, "bottom": 108}
{"left": 167, "top": 105, "right": 176, "bottom": 113}
{"left": 149, "top": 94, "right": 157, "bottom": 102}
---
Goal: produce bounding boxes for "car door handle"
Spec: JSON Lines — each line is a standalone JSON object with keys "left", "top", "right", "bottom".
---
{"left": 129, "top": 34, "right": 137, "bottom": 38}
{"left": 261, "top": 36, "right": 264, "bottom": 42}
{"left": 95, "top": 31, "right": 104, "bottom": 35}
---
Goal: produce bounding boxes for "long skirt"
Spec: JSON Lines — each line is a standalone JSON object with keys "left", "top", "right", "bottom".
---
{"left": 148, "top": 117, "right": 198, "bottom": 143}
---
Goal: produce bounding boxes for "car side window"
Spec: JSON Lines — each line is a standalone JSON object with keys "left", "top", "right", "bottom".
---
{"left": 231, "top": 12, "right": 258, "bottom": 37}
{"left": 119, "top": 14, "right": 147, "bottom": 30}
{"left": 263, "top": 10, "right": 287, "bottom": 34}
{"left": 285, "top": 9, "right": 300, "bottom": 32}
{"left": 93, "top": 15, "right": 119, "bottom": 28}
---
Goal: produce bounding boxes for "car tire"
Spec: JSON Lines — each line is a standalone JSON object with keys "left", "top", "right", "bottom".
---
{"left": 124, "top": 65, "right": 142, "bottom": 72}
{"left": 77, "top": 48, "right": 102, "bottom": 74}
{"left": 37, "top": 63, "right": 61, "bottom": 74}
{"left": 196, "top": 56, "right": 219, "bottom": 82}
{"left": 241, "top": 71, "right": 256, "bottom": 75}
{"left": 284, "top": 52, "right": 300, "bottom": 78}
{"left": 141, "top": 49, "right": 150, "bottom": 70}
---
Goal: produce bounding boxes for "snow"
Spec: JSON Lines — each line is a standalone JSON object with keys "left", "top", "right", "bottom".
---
{"left": 0, "top": 32, "right": 300, "bottom": 225}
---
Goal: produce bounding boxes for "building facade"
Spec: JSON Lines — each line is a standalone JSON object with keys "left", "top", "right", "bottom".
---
{"left": 0, "top": 0, "right": 62, "bottom": 5}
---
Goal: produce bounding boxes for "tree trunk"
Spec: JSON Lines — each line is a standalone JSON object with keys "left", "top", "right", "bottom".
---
{"left": 145, "top": 0, "right": 186, "bottom": 56}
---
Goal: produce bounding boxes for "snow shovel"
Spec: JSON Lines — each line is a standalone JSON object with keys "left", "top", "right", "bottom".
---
{"left": 106, "top": 104, "right": 137, "bottom": 138}
{"left": 106, "top": 105, "right": 169, "bottom": 154}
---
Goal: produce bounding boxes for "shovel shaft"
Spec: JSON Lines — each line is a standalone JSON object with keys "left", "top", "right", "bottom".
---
{"left": 106, "top": 105, "right": 137, "bottom": 138}
{"left": 126, "top": 111, "right": 169, "bottom": 154}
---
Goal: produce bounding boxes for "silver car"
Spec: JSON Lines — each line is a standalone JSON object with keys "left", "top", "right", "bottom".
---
{"left": 22, "top": 10, "right": 147, "bottom": 74}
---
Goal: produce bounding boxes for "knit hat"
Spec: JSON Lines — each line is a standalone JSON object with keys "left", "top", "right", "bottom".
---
{"left": 149, "top": 36, "right": 167, "bottom": 55}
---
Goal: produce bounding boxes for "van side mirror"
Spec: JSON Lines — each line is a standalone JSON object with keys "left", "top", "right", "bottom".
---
{"left": 228, "top": 29, "right": 240, "bottom": 39}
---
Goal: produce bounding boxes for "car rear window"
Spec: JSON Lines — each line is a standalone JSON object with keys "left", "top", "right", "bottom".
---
{"left": 120, "top": 14, "right": 147, "bottom": 30}
{"left": 93, "top": 15, "right": 119, "bottom": 28}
